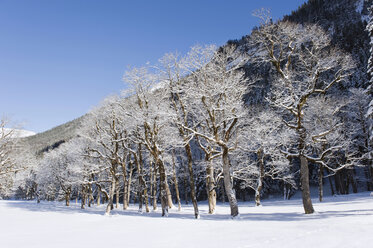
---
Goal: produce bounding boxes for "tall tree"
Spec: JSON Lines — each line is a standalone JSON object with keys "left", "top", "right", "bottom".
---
{"left": 366, "top": 4, "right": 373, "bottom": 185}
{"left": 253, "top": 21, "right": 354, "bottom": 213}
{"left": 182, "top": 45, "right": 248, "bottom": 218}
{"left": 0, "top": 117, "right": 25, "bottom": 196}
{"left": 123, "top": 67, "right": 180, "bottom": 217}
{"left": 158, "top": 45, "right": 216, "bottom": 217}
{"left": 82, "top": 96, "right": 127, "bottom": 214}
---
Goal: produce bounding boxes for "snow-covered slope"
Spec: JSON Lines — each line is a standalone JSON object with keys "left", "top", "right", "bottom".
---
{"left": 0, "top": 192, "right": 372, "bottom": 248}
{"left": 0, "top": 128, "right": 36, "bottom": 138}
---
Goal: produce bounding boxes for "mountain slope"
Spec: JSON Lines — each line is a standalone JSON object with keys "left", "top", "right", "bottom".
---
{"left": 284, "top": 0, "right": 371, "bottom": 88}
{"left": 19, "top": 115, "right": 86, "bottom": 156}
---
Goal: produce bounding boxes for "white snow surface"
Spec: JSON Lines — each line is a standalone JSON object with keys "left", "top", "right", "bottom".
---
{"left": 1, "top": 128, "right": 36, "bottom": 138}
{"left": 0, "top": 192, "right": 372, "bottom": 248}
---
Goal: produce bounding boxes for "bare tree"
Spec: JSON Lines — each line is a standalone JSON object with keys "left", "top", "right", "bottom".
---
{"left": 171, "top": 150, "right": 182, "bottom": 211}
{"left": 252, "top": 21, "right": 354, "bottom": 213}
{"left": 181, "top": 45, "right": 248, "bottom": 218}
{"left": 0, "top": 117, "right": 25, "bottom": 196}
{"left": 346, "top": 88, "right": 373, "bottom": 190}
{"left": 365, "top": 5, "right": 373, "bottom": 188}
{"left": 81, "top": 96, "right": 128, "bottom": 214}
{"left": 37, "top": 141, "right": 84, "bottom": 206}
{"left": 233, "top": 108, "right": 296, "bottom": 206}
{"left": 122, "top": 67, "right": 180, "bottom": 217}
{"left": 158, "top": 46, "right": 216, "bottom": 217}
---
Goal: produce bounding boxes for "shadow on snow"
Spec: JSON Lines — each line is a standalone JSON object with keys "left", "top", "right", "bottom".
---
{"left": 4, "top": 192, "right": 372, "bottom": 222}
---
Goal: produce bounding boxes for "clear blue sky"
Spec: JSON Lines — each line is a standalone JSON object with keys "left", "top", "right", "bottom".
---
{"left": 0, "top": 0, "right": 307, "bottom": 133}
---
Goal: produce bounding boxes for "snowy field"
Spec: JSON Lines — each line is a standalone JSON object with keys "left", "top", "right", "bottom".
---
{"left": 0, "top": 192, "right": 372, "bottom": 248}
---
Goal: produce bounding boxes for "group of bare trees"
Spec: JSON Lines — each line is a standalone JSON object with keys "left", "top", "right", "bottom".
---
{"left": 0, "top": 117, "right": 33, "bottom": 197}
{"left": 0, "top": 117, "right": 17, "bottom": 196}
{"left": 11, "top": 19, "right": 373, "bottom": 218}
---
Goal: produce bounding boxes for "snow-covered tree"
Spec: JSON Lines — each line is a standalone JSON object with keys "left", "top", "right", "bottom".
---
{"left": 81, "top": 96, "right": 128, "bottom": 214}
{"left": 158, "top": 45, "right": 216, "bottom": 216}
{"left": 12, "top": 147, "right": 39, "bottom": 201}
{"left": 122, "top": 66, "right": 181, "bottom": 217}
{"left": 252, "top": 21, "right": 354, "bottom": 214}
{"left": 0, "top": 117, "right": 24, "bottom": 196}
{"left": 366, "top": 3, "right": 373, "bottom": 188}
{"left": 302, "top": 95, "right": 352, "bottom": 201}
{"left": 180, "top": 45, "right": 248, "bottom": 217}
{"left": 233, "top": 108, "right": 296, "bottom": 206}
{"left": 346, "top": 88, "right": 373, "bottom": 190}
{"left": 37, "top": 141, "right": 82, "bottom": 206}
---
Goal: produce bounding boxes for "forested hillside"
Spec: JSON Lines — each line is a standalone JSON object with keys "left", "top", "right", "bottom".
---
{"left": 19, "top": 115, "right": 86, "bottom": 156}
{"left": 1, "top": 0, "right": 372, "bottom": 219}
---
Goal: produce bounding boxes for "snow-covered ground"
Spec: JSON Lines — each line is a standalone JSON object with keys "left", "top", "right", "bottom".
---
{"left": 0, "top": 192, "right": 372, "bottom": 248}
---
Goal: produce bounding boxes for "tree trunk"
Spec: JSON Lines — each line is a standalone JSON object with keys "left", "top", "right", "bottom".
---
{"left": 158, "top": 159, "right": 169, "bottom": 217}
{"left": 334, "top": 172, "right": 342, "bottom": 194}
{"left": 151, "top": 162, "right": 157, "bottom": 210}
{"left": 102, "top": 191, "right": 107, "bottom": 204}
{"left": 115, "top": 181, "right": 120, "bottom": 209}
{"left": 300, "top": 156, "right": 314, "bottom": 214}
{"left": 318, "top": 164, "right": 324, "bottom": 202}
{"left": 336, "top": 169, "right": 348, "bottom": 194}
{"left": 222, "top": 147, "right": 239, "bottom": 217}
{"left": 105, "top": 179, "right": 116, "bottom": 215}
{"left": 135, "top": 145, "right": 149, "bottom": 213}
{"left": 255, "top": 149, "right": 264, "bottom": 206}
{"left": 123, "top": 179, "right": 128, "bottom": 210}
{"left": 349, "top": 169, "right": 358, "bottom": 193}
{"left": 165, "top": 180, "right": 173, "bottom": 209}
{"left": 122, "top": 161, "right": 130, "bottom": 210}
{"left": 97, "top": 187, "right": 101, "bottom": 206}
{"left": 138, "top": 190, "right": 143, "bottom": 213}
{"left": 134, "top": 148, "right": 143, "bottom": 213}
{"left": 206, "top": 158, "right": 217, "bottom": 214}
{"left": 123, "top": 161, "right": 133, "bottom": 209}
{"left": 80, "top": 186, "right": 86, "bottom": 210}
{"left": 255, "top": 182, "right": 262, "bottom": 207}
{"left": 172, "top": 151, "right": 182, "bottom": 211}
{"left": 364, "top": 166, "right": 372, "bottom": 191}
{"left": 220, "top": 179, "right": 226, "bottom": 203}
{"left": 65, "top": 191, "right": 70, "bottom": 207}
{"left": 150, "top": 164, "right": 154, "bottom": 206}
{"left": 183, "top": 175, "right": 188, "bottom": 204}
{"left": 370, "top": 166, "right": 373, "bottom": 190}
{"left": 283, "top": 183, "right": 290, "bottom": 200}
{"left": 185, "top": 144, "right": 199, "bottom": 218}
{"left": 88, "top": 183, "right": 94, "bottom": 207}
{"left": 343, "top": 170, "right": 349, "bottom": 194}
{"left": 123, "top": 179, "right": 129, "bottom": 210}
{"left": 144, "top": 187, "right": 150, "bottom": 213}
{"left": 328, "top": 173, "right": 335, "bottom": 196}
{"left": 139, "top": 147, "right": 150, "bottom": 213}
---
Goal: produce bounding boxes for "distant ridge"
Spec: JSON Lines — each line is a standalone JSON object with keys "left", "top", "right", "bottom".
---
{"left": 19, "top": 115, "right": 87, "bottom": 156}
